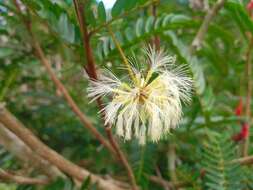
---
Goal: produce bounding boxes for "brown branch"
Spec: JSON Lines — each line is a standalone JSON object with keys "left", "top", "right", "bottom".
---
{"left": 12, "top": 0, "right": 115, "bottom": 156}
{"left": 10, "top": 1, "right": 127, "bottom": 186}
{"left": 187, "top": 0, "right": 226, "bottom": 129}
{"left": 0, "top": 168, "right": 49, "bottom": 185}
{"left": 72, "top": 1, "right": 137, "bottom": 189}
{"left": 72, "top": 0, "right": 97, "bottom": 79}
{"left": 0, "top": 123, "right": 64, "bottom": 180}
{"left": 30, "top": 39, "right": 113, "bottom": 152}
{"left": 232, "top": 155, "right": 253, "bottom": 165}
{"left": 0, "top": 107, "right": 126, "bottom": 190}
{"left": 242, "top": 38, "right": 253, "bottom": 156}
{"left": 189, "top": 0, "right": 226, "bottom": 54}
{"left": 155, "top": 167, "right": 170, "bottom": 190}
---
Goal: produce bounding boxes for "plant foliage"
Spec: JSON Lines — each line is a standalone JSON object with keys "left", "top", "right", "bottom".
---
{"left": 0, "top": 0, "right": 253, "bottom": 189}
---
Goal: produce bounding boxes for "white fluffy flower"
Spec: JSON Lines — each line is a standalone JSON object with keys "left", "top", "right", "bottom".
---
{"left": 87, "top": 47, "right": 192, "bottom": 144}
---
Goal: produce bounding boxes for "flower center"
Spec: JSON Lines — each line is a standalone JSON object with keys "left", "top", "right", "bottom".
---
{"left": 138, "top": 87, "right": 148, "bottom": 104}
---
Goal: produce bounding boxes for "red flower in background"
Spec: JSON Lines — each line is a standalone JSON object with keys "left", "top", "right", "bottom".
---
{"left": 232, "top": 99, "right": 249, "bottom": 142}
{"left": 247, "top": 0, "right": 253, "bottom": 11}
{"left": 235, "top": 98, "right": 243, "bottom": 116}
{"left": 232, "top": 123, "right": 249, "bottom": 142}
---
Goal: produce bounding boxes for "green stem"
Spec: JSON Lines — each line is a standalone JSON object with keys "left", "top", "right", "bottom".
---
{"left": 107, "top": 26, "right": 136, "bottom": 82}
{"left": 137, "top": 146, "right": 145, "bottom": 182}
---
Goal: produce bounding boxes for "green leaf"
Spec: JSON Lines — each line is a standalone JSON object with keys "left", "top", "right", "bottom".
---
{"left": 202, "top": 133, "right": 242, "bottom": 190}
{"left": 38, "top": 0, "right": 62, "bottom": 19}
{"left": 0, "top": 69, "right": 18, "bottom": 101}
{"left": 136, "top": 18, "right": 144, "bottom": 37}
{"left": 86, "top": 7, "right": 96, "bottom": 27}
{"left": 125, "top": 27, "right": 135, "bottom": 41}
{"left": 57, "top": 13, "right": 75, "bottom": 43}
{"left": 80, "top": 176, "right": 91, "bottom": 190}
{"left": 16, "top": 185, "right": 36, "bottom": 190}
{"left": 97, "top": 1, "right": 106, "bottom": 23}
{"left": 162, "top": 14, "right": 174, "bottom": 27}
{"left": 190, "top": 57, "right": 206, "bottom": 95}
{"left": 170, "top": 14, "right": 190, "bottom": 23}
{"left": 154, "top": 17, "right": 163, "bottom": 30}
{"left": 103, "top": 37, "right": 110, "bottom": 56}
{"left": 111, "top": 0, "right": 125, "bottom": 17}
{"left": 45, "top": 178, "right": 65, "bottom": 190}
{"left": 202, "top": 86, "right": 215, "bottom": 112}
{"left": 44, "top": 178, "right": 73, "bottom": 190}
{"left": 0, "top": 48, "right": 13, "bottom": 58}
{"left": 225, "top": 1, "right": 253, "bottom": 37}
{"left": 21, "top": 0, "right": 41, "bottom": 10}
{"left": 145, "top": 16, "right": 154, "bottom": 33}
{"left": 124, "top": 0, "right": 137, "bottom": 11}
{"left": 97, "top": 14, "right": 197, "bottom": 60}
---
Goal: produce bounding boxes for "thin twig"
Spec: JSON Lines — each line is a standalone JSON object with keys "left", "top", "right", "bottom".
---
{"left": 12, "top": 0, "right": 115, "bottom": 156}
{"left": 149, "top": 175, "right": 191, "bottom": 189}
{"left": 188, "top": 0, "right": 226, "bottom": 127}
{"left": 189, "top": 0, "right": 226, "bottom": 54}
{"left": 72, "top": 1, "right": 137, "bottom": 189}
{"left": 155, "top": 167, "right": 170, "bottom": 190}
{"left": 0, "top": 168, "right": 49, "bottom": 185}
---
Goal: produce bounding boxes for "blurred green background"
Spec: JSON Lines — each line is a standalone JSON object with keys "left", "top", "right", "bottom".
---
{"left": 0, "top": 0, "right": 253, "bottom": 189}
